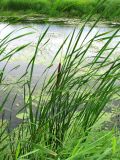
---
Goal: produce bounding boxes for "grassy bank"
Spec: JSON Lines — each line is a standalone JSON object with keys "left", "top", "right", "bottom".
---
{"left": 0, "top": 0, "right": 120, "bottom": 21}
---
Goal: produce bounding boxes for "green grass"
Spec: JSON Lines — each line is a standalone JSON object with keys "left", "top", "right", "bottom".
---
{"left": 0, "top": 0, "right": 120, "bottom": 21}
{"left": 0, "top": 15, "right": 120, "bottom": 159}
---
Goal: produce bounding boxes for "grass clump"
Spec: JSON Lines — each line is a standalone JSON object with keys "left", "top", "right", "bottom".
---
{"left": 0, "top": 15, "right": 120, "bottom": 159}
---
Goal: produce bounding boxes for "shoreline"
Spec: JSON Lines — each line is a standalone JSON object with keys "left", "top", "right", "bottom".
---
{"left": 0, "top": 12, "right": 120, "bottom": 27}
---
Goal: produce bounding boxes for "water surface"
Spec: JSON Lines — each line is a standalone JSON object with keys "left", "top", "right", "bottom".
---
{"left": 0, "top": 22, "right": 120, "bottom": 130}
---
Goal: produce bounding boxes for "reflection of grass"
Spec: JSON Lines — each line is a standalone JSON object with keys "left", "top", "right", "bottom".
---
{"left": 0, "top": 15, "right": 120, "bottom": 159}
{"left": 0, "top": 0, "right": 120, "bottom": 21}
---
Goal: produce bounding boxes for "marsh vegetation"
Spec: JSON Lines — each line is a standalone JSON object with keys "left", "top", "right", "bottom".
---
{"left": 0, "top": 1, "right": 120, "bottom": 160}
{"left": 0, "top": 0, "right": 120, "bottom": 21}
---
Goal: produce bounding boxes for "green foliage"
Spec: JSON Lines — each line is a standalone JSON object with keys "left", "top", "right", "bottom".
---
{"left": 0, "top": 0, "right": 120, "bottom": 20}
{"left": 0, "top": 14, "right": 120, "bottom": 159}
{"left": 62, "top": 129, "right": 120, "bottom": 160}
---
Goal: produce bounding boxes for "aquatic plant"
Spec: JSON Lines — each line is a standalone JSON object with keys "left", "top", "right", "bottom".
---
{"left": 0, "top": 14, "right": 120, "bottom": 160}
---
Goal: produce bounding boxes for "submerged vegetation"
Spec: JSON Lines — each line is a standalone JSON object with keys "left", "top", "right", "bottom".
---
{"left": 0, "top": 0, "right": 120, "bottom": 21}
{"left": 0, "top": 12, "right": 120, "bottom": 159}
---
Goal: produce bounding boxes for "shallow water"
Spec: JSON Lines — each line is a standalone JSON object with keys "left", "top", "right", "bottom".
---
{"left": 0, "top": 22, "right": 119, "bottom": 80}
{"left": 0, "top": 22, "right": 120, "bottom": 130}
{"left": 0, "top": 22, "right": 119, "bottom": 86}
{"left": 0, "top": 22, "right": 119, "bottom": 62}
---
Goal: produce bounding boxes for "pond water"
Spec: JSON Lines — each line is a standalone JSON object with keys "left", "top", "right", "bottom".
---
{"left": 0, "top": 22, "right": 119, "bottom": 84}
{"left": 0, "top": 22, "right": 120, "bottom": 130}
{"left": 0, "top": 22, "right": 119, "bottom": 76}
